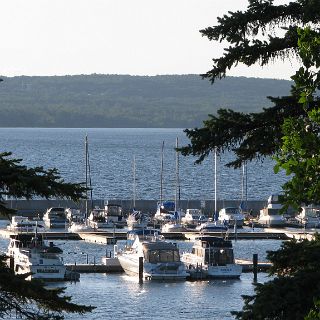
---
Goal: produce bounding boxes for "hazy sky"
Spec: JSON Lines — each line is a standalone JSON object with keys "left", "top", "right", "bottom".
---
{"left": 0, "top": 0, "right": 298, "bottom": 79}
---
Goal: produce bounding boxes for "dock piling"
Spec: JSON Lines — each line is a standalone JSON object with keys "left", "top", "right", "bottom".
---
{"left": 139, "top": 256, "right": 143, "bottom": 283}
{"left": 253, "top": 253, "right": 258, "bottom": 282}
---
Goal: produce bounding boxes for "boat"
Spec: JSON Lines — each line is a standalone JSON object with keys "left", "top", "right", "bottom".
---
{"left": 181, "top": 236, "right": 242, "bottom": 279}
{"left": 42, "top": 207, "right": 68, "bottom": 228}
{"left": 161, "top": 221, "right": 187, "bottom": 232}
{"left": 87, "top": 207, "right": 110, "bottom": 229}
{"left": 117, "top": 229, "right": 188, "bottom": 280}
{"left": 126, "top": 210, "right": 149, "bottom": 230}
{"left": 65, "top": 208, "right": 85, "bottom": 223}
{"left": 218, "top": 207, "right": 245, "bottom": 227}
{"left": 7, "top": 216, "right": 43, "bottom": 232}
{"left": 195, "top": 221, "right": 228, "bottom": 232}
{"left": 258, "top": 194, "right": 286, "bottom": 227}
{"left": 295, "top": 206, "right": 320, "bottom": 228}
{"left": 104, "top": 203, "right": 124, "bottom": 226}
{"left": 126, "top": 156, "right": 149, "bottom": 230}
{"left": 154, "top": 201, "right": 177, "bottom": 223}
{"left": 181, "top": 208, "right": 208, "bottom": 226}
{"left": 7, "top": 233, "right": 79, "bottom": 281}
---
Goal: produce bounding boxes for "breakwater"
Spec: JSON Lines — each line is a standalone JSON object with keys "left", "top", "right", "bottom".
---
{"left": 3, "top": 199, "right": 267, "bottom": 217}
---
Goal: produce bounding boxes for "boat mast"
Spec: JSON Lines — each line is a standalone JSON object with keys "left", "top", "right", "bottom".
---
{"left": 160, "top": 141, "right": 164, "bottom": 204}
{"left": 214, "top": 148, "right": 217, "bottom": 221}
{"left": 175, "top": 137, "right": 180, "bottom": 213}
{"left": 133, "top": 155, "right": 136, "bottom": 209}
{"left": 85, "top": 135, "right": 88, "bottom": 218}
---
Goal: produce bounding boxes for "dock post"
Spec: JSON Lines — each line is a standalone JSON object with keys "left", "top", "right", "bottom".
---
{"left": 139, "top": 256, "right": 143, "bottom": 283}
{"left": 253, "top": 253, "right": 258, "bottom": 282}
{"left": 234, "top": 223, "right": 238, "bottom": 241}
{"left": 9, "top": 257, "right": 14, "bottom": 270}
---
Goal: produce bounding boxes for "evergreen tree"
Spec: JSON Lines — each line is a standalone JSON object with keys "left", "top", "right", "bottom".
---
{"left": 0, "top": 152, "right": 93, "bottom": 318}
{"left": 179, "top": 0, "right": 320, "bottom": 168}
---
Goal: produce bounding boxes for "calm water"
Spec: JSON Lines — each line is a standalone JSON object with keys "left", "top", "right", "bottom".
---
{"left": 0, "top": 128, "right": 287, "bottom": 201}
{"left": 0, "top": 220, "right": 282, "bottom": 319}
{"left": 0, "top": 128, "right": 286, "bottom": 319}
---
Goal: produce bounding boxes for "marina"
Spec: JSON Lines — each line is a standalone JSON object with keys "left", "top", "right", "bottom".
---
{"left": 0, "top": 128, "right": 316, "bottom": 319}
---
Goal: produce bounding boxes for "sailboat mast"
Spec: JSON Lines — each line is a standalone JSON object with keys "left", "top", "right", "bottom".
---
{"left": 85, "top": 135, "right": 88, "bottom": 218}
{"left": 175, "top": 137, "right": 180, "bottom": 212}
{"left": 160, "top": 141, "right": 164, "bottom": 203}
{"left": 214, "top": 148, "right": 217, "bottom": 220}
{"left": 133, "top": 155, "right": 136, "bottom": 209}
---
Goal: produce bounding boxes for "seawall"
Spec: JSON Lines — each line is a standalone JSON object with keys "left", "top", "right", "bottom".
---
{"left": 3, "top": 199, "right": 266, "bottom": 217}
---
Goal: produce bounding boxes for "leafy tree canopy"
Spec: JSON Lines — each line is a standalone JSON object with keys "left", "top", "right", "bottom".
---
{"left": 232, "top": 235, "right": 320, "bottom": 320}
{"left": 179, "top": 0, "right": 320, "bottom": 168}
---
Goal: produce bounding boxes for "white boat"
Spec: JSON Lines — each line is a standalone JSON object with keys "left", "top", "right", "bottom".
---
{"left": 181, "top": 208, "right": 208, "bottom": 226}
{"left": 154, "top": 201, "right": 177, "bottom": 222}
{"left": 295, "top": 206, "right": 320, "bottom": 228}
{"left": 43, "top": 207, "right": 68, "bottom": 228}
{"left": 195, "top": 221, "right": 228, "bottom": 233}
{"left": 104, "top": 203, "right": 125, "bottom": 226}
{"left": 126, "top": 210, "right": 149, "bottom": 230}
{"left": 258, "top": 194, "right": 286, "bottom": 227}
{"left": 161, "top": 222, "right": 187, "bottom": 233}
{"left": 218, "top": 207, "right": 245, "bottom": 227}
{"left": 181, "top": 236, "right": 242, "bottom": 279}
{"left": 7, "top": 216, "right": 43, "bottom": 232}
{"left": 7, "top": 233, "right": 79, "bottom": 281}
{"left": 117, "top": 229, "right": 188, "bottom": 281}
{"left": 65, "top": 208, "right": 85, "bottom": 223}
{"left": 68, "top": 220, "right": 93, "bottom": 232}
{"left": 87, "top": 207, "right": 110, "bottom": 229}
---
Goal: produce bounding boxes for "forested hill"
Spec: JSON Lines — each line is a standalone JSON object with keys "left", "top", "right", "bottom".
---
{"left": 0, "top": 74, "right": 292, "bottom": 128}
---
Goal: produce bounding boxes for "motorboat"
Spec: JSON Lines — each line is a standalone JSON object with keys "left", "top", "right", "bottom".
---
{"left": 68, "top": 220, "right": 93, "bottom": 233}
{"left": 65, "top": 208, "right": 85, "bottom": 223}
{"left": 181, "top": 236, "right": 242, "bottom": 279}
{"left": 7, "top": 216, "right": 43, "bottom": 233}
{"left": 161, "top": 222, "right": 187, "bottom": 233}
{"left": 195, "top": 221, "right": 228, "bottom": 233}
{"left": 87, "top": 207, "right": 110, "bottom": 229}
{"left": 295, "top": 206, "right": 320, "bottom": 228}
{"left": 104, "top": 203, "right": 125, "bottom": 227}
{"left": 43, "top": 207, "right": 68, "bottom": 228}
{"left": 117, "top": 229, "right": 188, "bottom": 281}
{"left": 258, "top": 194, "right": 286, "bottom": 227}
{"left": 154, "top": 201, "right": 177, "bottom": 223}
{"left": 126, "top": 210, "right": 149, "bottom": 230}
{"left": 7, "top": 233, "right": 79, "bottom": 281}
{"left": 218, "top": 207, "right": 245, "bottom": 227}
{"left": 181, "top": 208, "right": 208, "bottom": 226}
{"left": 87, "top": 203, "right": 124, "bottom": 229}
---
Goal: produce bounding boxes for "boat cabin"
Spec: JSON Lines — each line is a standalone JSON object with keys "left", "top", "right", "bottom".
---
{"left": 142, "top": 241, "right": 180, "bottom": 264}
{"left": 192, "top": 236, "right": 235, "bottom": 266}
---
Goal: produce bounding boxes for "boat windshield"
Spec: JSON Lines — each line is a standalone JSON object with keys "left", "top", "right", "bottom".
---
{"left": 305, "top": 208, "right": 320, "bottom": 218}
{"left": 267, "top": 208, "right": 281, "bottom": 216}
{"left": 205, "top": 248, "right": 234, "bottom": 266}
{"left": 145, "top": 249, "right": 180, "bottom": 263}
{"left": 225, "top": 208, "right": 238, "bottom": 214}
{"left": 106, "top": 206, "right": 122, "bottom": 216}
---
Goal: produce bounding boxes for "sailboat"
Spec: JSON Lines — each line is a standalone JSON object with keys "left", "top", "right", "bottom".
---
{"left": 126, "top": 156, "right": 149, "bottom": 230}
{"left": 162, "top": 138, "right": 186, "bottom": 232}
{"left": 197, "top": 148, "right": 228, "bottom": 232}
{"left": 69, "top": 135, "right": 93, "bottom": 232}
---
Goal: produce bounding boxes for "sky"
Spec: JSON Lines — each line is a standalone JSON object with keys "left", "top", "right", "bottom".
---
{"left": 0, "top": 0, "right": 299, "bottom": 80}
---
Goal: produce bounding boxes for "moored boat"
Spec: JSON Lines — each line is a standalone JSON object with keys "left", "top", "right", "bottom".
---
{"left": 258, "top": 194, "right": 286, "bottom": 227}
{"left": 295, "top": 206, "right": 320, "bottom": 228}
{"left": 218, "top": 207, "right": 245, "bottom": 227}
{"left": 117, "top": 229, "right": 188, "bottom": 281}
{"left": 7, "top": 233, "right": 79, "bottom": 281}
{"left": 181, "top": 236, "right": 242, "bottom": 279}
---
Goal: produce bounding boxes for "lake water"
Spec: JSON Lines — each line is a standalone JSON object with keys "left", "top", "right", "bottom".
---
{"left": 0, "top": 128, "right": 287, "bottom": 201}
{"left": 0, "top": 128, "right": 286, "bottom": 319}
{"left": 0, "top": 228, "right": 282, "bottom": 320}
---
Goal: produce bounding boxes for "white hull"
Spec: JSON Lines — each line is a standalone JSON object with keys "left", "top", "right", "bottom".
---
{"left": 258, "top": 216, "right": 285, "bottom": 227}
{"left": 118, "top": 254, "right": 188, "bottom": 281}
{"left": 15, "top": 263, "right": 66, "bottom": 280}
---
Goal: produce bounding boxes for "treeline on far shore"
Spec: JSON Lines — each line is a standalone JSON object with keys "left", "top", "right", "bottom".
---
{"left": 0, "top": 74, "right": 292, "bottom": 128}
